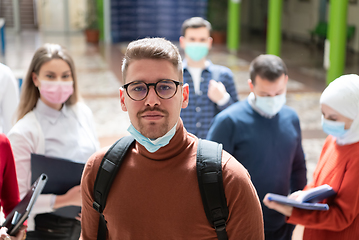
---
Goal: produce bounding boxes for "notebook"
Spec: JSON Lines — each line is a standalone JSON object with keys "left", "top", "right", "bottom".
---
{"left": 267, "top": 184, "right": 336, "bottom": 211}
{"left": 2, "top": 173, "right": 48, "bottom": 236}
{"left": 31, "top": 153, "right": 85, "bottom": 218}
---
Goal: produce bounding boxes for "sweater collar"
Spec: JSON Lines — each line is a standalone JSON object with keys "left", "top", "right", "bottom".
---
{"left": 135, "top": 119, "right": 193, "bottom": 161}
{"left": 35, "top": 98, "right": 70, "bottom": 124}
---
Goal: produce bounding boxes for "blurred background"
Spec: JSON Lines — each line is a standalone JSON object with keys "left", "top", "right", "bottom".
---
{"left": 0, "top": 0, "right": 358, "bottom": 182}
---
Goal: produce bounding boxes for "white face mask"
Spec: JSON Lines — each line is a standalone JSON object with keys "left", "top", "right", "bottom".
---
{"left": 127, "top": 123, "right": 177, "bottom": 153}
{"left": 255, "top": 93, "right": 286, "bottom": 116}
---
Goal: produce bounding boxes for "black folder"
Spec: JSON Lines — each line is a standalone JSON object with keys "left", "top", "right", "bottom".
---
{"left": 31, "top": 153, "right": 85, "bottom": 219}
{"left": 2, "top": 174, "right": 48, "bottom": 236}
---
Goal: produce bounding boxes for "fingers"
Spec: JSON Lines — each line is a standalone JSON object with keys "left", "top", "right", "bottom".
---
{"left": 0, "top": 227, "right": 9, "bottom": 240}
{"left": 262, "top": 194, "right": 274, "bottom": 208}
{"left": 288, "top": 190, "right": 302, "bottom": 200}
{"left": 209, "top": 79, "right": 216, "bottom": 86}
{"left": 262, "top": 194, "right": 293, "bottom": 217}
{"left": 15, "top": 226, "right": 26, "bottom": 240}
{"left": 75, "top": 213, "right": 82, "bottom": 222}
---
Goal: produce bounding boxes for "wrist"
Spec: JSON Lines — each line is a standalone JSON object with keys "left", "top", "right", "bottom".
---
{"left": 53, "top": 194, "right": 66, "bottom": 209}
{"left": 216, "top": 92, "right": 230, "bottom": 106}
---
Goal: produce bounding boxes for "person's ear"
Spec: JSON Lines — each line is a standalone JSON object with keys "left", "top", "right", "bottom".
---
{"left": 181, "top": 83, "right": 189, "bottom": 109}
{"left": 208, "top": 36, "right": 213, "bottom": 49}
{"left": 248, "top": 79, "right": 254, "bottom": 92}
{"left": 32, "top": 72, "right": 40, "bottom": 87}
{"left": 179, "top": 36, "right": 186, "bottom": 49}
{"left": 119, "top": 87, "right": 128, "bottom": 112}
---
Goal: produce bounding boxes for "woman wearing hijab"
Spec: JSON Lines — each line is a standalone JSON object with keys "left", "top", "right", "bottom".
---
{"left": 264, "top": 74, "right": 359, "bottom": 239}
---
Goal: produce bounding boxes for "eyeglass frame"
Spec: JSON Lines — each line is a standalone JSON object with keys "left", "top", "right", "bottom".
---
{"left": 122, "top": 79, "right": 184, "bottom": 101}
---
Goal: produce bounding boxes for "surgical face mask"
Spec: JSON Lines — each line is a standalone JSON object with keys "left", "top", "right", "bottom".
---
{"left": 255, "top": 93, "right": 286, "bottom": 116}
{"left": 185, "top": 43, "right": 209, "bottom": 61}
{"left": 127, "top": 123, "right": 177, "bottom": 153}
{"left": 39, "top": 80, "right": 74, "bottom": 104}
{"left": 321, "top": 116, "right": 349, "bottom": 137}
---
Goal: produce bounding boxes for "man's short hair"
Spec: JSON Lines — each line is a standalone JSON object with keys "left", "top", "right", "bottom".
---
{"left": 121, "top": 38, "right": 183, "bottom": 83}
{"left": 249, "top": 54, "right": 288, "bottom": 85}
{"left": 181, "top": 17, "right": 212, "bottom": 36}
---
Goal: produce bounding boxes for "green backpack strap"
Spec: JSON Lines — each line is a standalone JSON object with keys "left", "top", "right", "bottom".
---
{"left": 92, "top": 135, "right": 135, "bottom": 240}
{"left": 197, "top": 139, "right": 229, "bottom": 240}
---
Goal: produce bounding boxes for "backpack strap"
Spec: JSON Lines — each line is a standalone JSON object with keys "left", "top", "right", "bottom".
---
{"left": 197, "top": 139, "right": 229, "bottom": 240}
{"left": 92, "top": 136, "right": 228, "bottom": 240}
{"left": 211, "top": 64, "right": 222, "bottom": 82}
{"left": 92, "top": 135, "right": 135, "bottom": 240}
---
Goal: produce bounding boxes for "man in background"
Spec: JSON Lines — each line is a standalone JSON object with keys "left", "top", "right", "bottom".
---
{"left": 179, "top": 17, "right": 238, "bottom": 139}
{"left": 207, "top": 54, "right": 307, "bottom": 240}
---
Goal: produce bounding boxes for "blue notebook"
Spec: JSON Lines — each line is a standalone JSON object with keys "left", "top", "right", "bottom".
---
{"left": 267, "top": 184, "right": 336, "bottom": 211}
{"left": 31, "top": 153, "right": 85, "bottom": 218}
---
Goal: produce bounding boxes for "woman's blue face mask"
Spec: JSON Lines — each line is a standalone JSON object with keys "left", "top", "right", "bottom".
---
{"left": 321, "top": 116, "right": 349, "bottom": 137}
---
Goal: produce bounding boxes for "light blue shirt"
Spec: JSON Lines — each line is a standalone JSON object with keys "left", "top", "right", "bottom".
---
{"left": 34, "top": 99, "right": 97, "bottom": 164}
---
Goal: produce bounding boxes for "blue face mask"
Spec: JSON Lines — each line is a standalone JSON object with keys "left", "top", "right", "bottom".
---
{"left": 255, "top": 93, "right": 286, "bottom": 116}
{"left": 127, "top": 123, "right": 177, "bottom": 153}
{"left": 185, "top": 43, "right": 209, "bottom": 61}
{"left": 321, "top": 116, "right": 348, "bottom": 137}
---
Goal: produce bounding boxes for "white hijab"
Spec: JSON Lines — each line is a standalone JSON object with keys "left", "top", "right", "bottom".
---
{"left": 320, "top": 74, "right": 359, "bottom": 145}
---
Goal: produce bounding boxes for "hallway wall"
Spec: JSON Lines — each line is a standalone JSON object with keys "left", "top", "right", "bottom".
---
{"left": 282, "top": 0, "right": 319, "bottom": 41}
{"left": 240, "top": 0, "right": 359, "bottom": 52}
{"left": 347, "top": 4, "right": 359, "bottom": 52}
{"left": 35, "top": 0, "right": 86, "bottom": 32}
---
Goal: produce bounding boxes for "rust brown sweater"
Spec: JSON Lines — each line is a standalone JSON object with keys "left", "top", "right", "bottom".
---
{"left": 80, "top": 122, "right": 264, "bottom": 240}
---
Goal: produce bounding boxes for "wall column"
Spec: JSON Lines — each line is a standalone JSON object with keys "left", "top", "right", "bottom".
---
{"left": 326, "top": 0, "right": 348, "bottom": 84}
{"left": 227, "top": 0, "right": 241, "bottom": 52}
{"left": 266, "top": 0, "right": 283, "bottom": 56}
{"left": 12, "top": 0, "right": 20, "bottom": 32}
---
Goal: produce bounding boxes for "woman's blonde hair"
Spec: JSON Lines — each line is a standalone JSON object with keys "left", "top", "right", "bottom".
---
{"left": 16, "top": 43, "right": 79, "bottom": 121}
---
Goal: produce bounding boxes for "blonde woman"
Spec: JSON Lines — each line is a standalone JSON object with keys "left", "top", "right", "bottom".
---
{"left": 8, "top": 44, "right": 99, "bottom": 240}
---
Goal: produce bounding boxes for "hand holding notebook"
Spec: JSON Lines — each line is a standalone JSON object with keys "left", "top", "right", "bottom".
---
{"left": 266, "top": 184, "right": 336, "bottom": 211}
{"left": 31, "top": 153, "right": 85, "bottom": 218}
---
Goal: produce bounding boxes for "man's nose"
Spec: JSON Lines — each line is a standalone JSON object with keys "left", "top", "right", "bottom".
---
{"left": 144, "top": 86, "right": 160, "bottom": 106}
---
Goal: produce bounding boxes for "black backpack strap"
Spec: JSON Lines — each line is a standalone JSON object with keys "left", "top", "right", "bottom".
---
{"left": 196, "top": 139, "right": 229, "bottom": 240}
{"left": 92, "top": 135, "right": 135, "bottom": 240}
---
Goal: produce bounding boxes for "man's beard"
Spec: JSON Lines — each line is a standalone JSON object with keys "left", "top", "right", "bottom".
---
{"left": 137, "top": 106, "right": 169, "bottom": 139}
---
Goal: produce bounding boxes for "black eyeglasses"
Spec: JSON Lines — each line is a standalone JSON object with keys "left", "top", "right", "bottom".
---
{"left": 123, "top": 79, "right": 183, "bottom": 101}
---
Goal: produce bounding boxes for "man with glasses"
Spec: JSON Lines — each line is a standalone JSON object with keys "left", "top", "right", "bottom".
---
{"left": 80, "top": 38, "right": 264, "bottom": 239}
{"left": 179, "top": 17, "right": 239, "bottom": 139}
